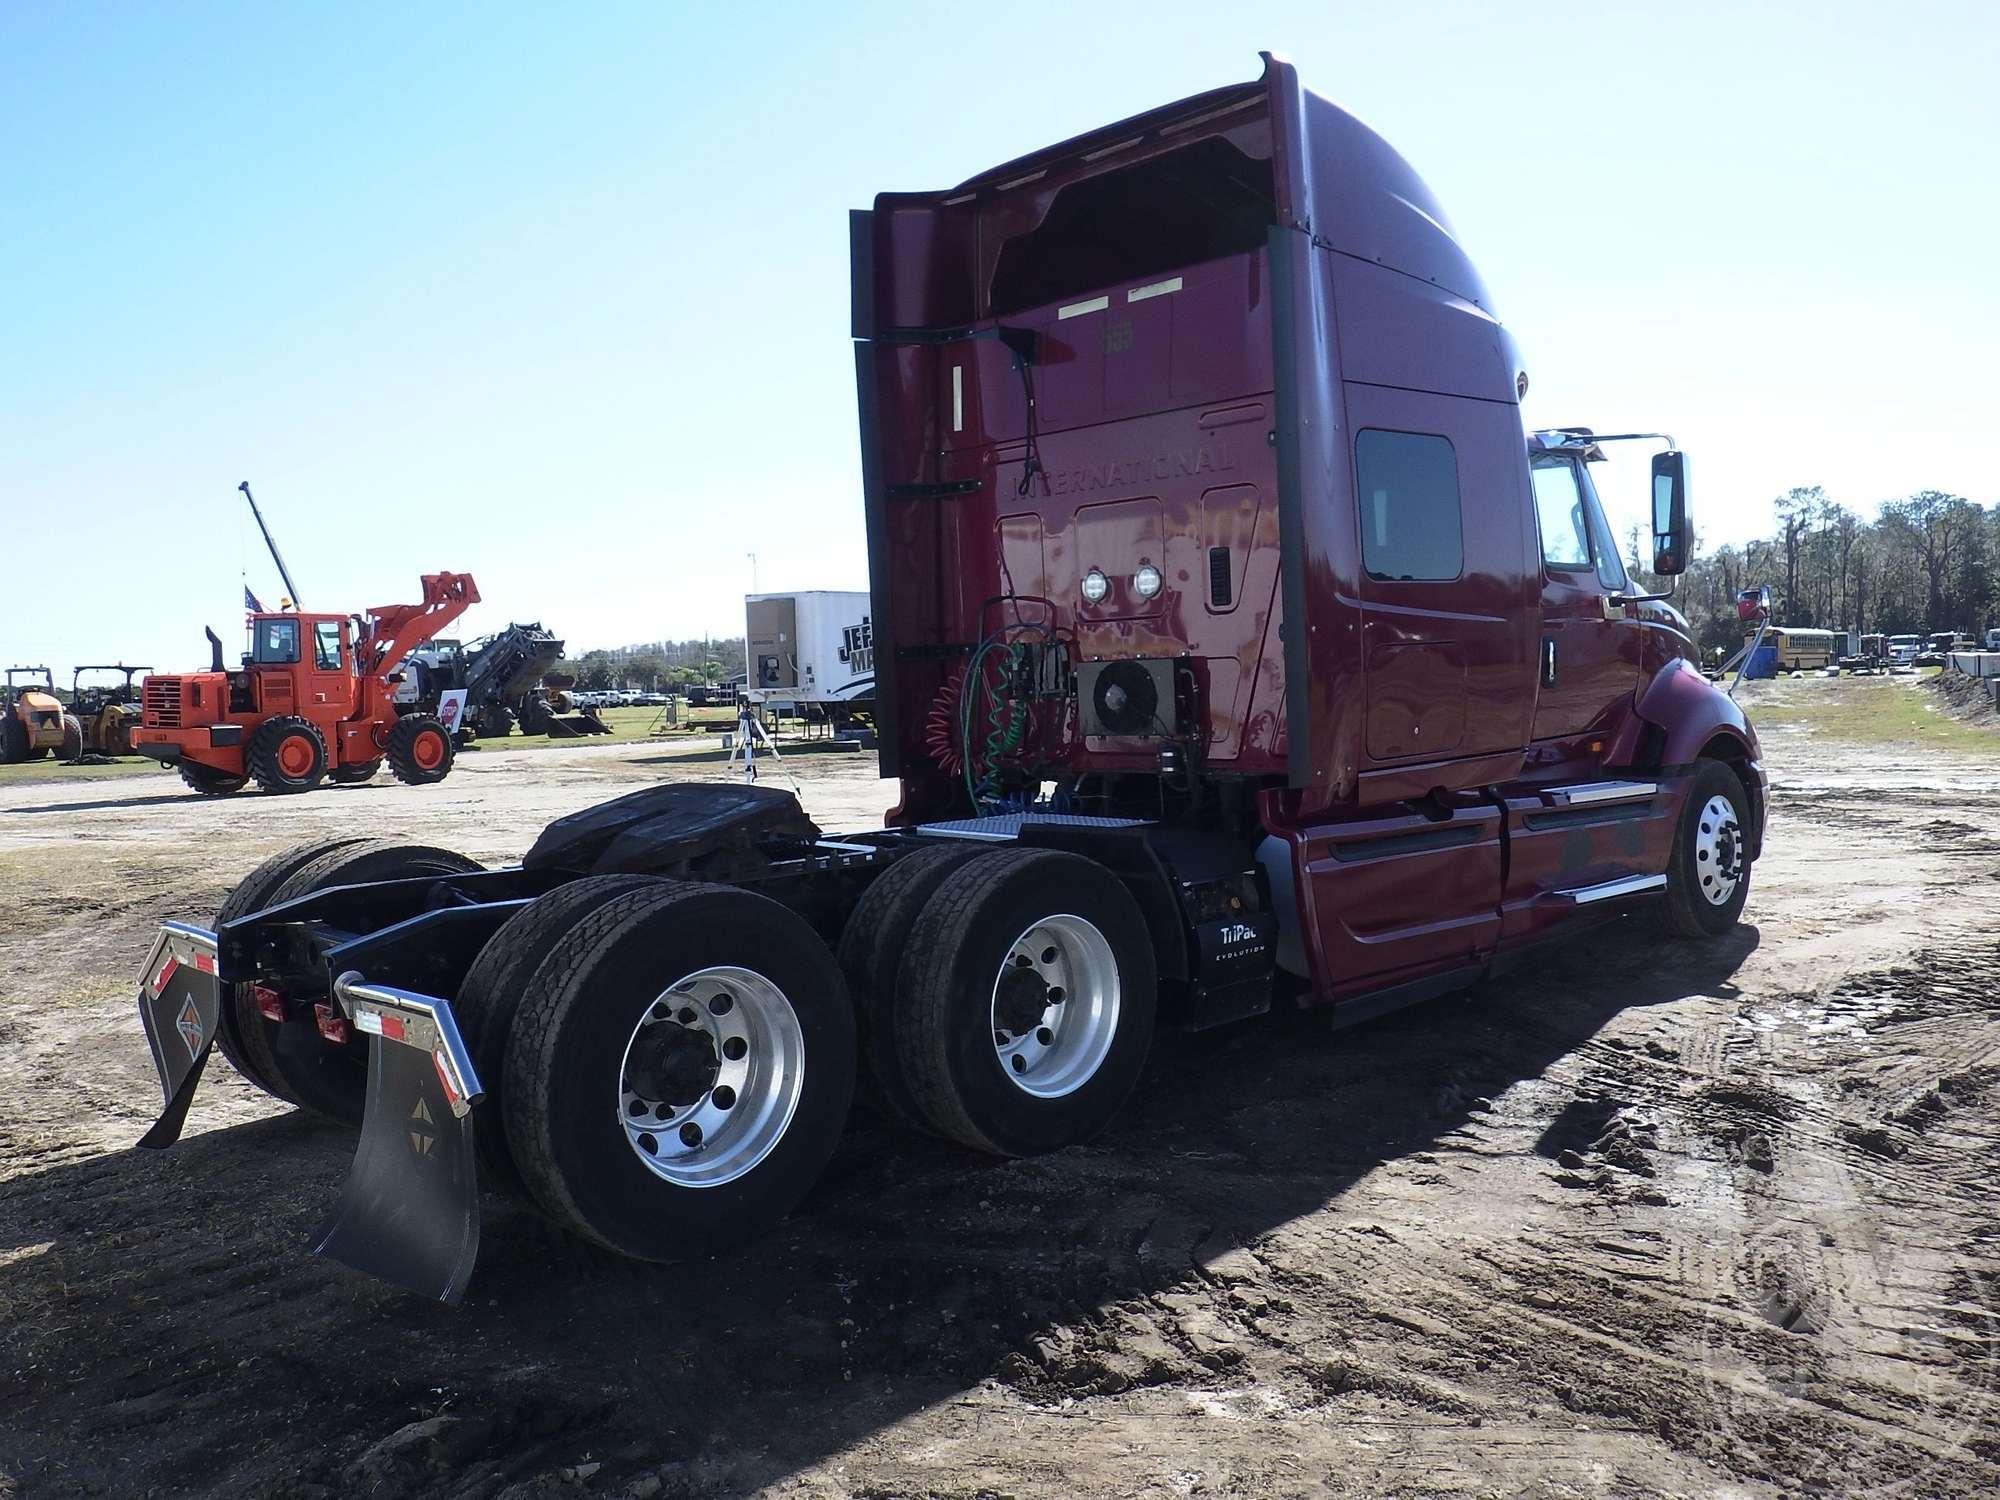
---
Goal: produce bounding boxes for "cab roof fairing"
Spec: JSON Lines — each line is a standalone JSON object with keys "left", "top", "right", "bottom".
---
{"left": 860, "top": 51, "right": 1497, "bottom": 327}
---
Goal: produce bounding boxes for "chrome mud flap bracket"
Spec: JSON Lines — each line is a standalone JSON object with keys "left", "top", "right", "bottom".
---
{"left": 310, "top": 973, "right": 485, "bottom": 1304}
{"left": 136, "top": 921, "right": 223, "bottom": 1150}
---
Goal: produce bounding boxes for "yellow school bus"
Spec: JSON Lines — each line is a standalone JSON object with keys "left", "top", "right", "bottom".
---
{"left": 1749, "top": 627, "right": 1836, "bottom": 672}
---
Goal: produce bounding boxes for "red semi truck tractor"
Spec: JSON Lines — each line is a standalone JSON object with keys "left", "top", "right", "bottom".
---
{"left": 135, "top": 55, "right": 1763, "bottom": 1302}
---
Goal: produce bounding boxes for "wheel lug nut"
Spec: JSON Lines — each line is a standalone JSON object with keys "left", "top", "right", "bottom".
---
{"left": 712, "top": 1085, "right": 736, "bottom": 1110}
{"left": 679, "top": 1122, "right": 703, "bottom": 1147}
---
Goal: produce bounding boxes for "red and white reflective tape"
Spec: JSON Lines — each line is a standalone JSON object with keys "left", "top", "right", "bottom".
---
{"left": 351, "top": 1006, "right": 407, "bottom": 1043}
{"left": 432, "top": 1051, "right": 462, "bottom": 1107}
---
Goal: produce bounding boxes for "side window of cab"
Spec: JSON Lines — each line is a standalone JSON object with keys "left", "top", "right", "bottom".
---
{"left": 1577, "top": 461, "right": 1629, "bottom": 594}
{"left": 1531, "top": 452, "right": 1628, "bottom": 592}
{"left": 252, "top": 618, "right": 300, "bottom": 664}
{"left": 313, "top": 620, "right": 344, "bottom": 672}
{"left": 1530, "top": 454, "right": 1592, "bottom": 573}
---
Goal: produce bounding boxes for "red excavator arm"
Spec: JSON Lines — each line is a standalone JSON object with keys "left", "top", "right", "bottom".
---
{"left": 359, "top": 572, "right": 481, "bottom": 681}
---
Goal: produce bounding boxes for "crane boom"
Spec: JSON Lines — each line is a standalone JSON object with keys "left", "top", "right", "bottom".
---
{"left": 238, "top": 480, "right": 303, "bottom": 610}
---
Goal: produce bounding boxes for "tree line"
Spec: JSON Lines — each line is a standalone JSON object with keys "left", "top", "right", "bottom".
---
{"left": 550, "top": 487, "right": 2000, "bottom": 684}
{"left": 1643, "top": 488, "right": 1998, "bottom": 659}
{"left": 552, "top": 637, "right": 745, "bottom": 692}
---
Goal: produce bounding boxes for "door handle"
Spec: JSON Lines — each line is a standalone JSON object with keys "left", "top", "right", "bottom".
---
{"left": 1541, "top": 637, "right": 1557, "bottom": 687}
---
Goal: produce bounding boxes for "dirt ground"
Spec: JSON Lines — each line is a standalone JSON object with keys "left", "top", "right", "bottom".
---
{"left": 2, "top": 684, "right": 1996, "bottom": 1499}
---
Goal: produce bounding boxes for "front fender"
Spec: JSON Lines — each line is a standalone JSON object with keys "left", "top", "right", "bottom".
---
{"left": 1611, "top": 657, "right": 1765, "bottom": 853}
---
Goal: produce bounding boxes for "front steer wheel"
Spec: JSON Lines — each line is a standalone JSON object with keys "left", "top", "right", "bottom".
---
{"left": 502, "top": 882, "right": 856, "bottom": 1262}
{"left": 893, "top": 847, "right": 1156, "bottom": 1157}
{"left": 1659, "top": 758, "right": 1753, "bottom": 939}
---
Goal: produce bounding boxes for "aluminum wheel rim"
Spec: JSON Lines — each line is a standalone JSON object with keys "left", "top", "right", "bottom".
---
{"left": 988, "top": 913, "right": 1120, "bottom": 1099}
{"left": 616, "top": 965, "right": 805, "bottom": 1189}
{"left": 1693, "top": 793, "right": 1744, "bottom": 906}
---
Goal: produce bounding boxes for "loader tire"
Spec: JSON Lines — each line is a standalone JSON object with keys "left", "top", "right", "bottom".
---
{"left": 1659, "top": 758, "right": 1754, "bottom": 939}
{"left": 836, "top": 842, "right": 982, "bottom": 1132}
{"left": 893, "top": 848, "right": 1155, "bottom": 1157}
{"left": 328, "top": 758, "right": 382, "bottom": 785}
{"left": 474, "top": 704, "right": 515, "bottom": 739}
{"left": 247, "top": 715, "right": 328, "bottom": 794}
{"left": 59, "top": 714, "right": 83, "bottom": 761}
{"left": 211, "top": 836, "right": 381, "bottom": 1103}
{"left": 503, "top": 882, "right": 856, "bottom": 1261}
{"left": 455, "top": 874, "right": 667, "bottom": 1198}
{"left": 0, "top": 714, "right": 24, "bottom": 764}
{"left": 387, "top": 714, "right": 454, "bottom": 785}
{"left": 237, "top": 840, "right": 484, "bottom": 1124}
{"left": 179, "top": 762, "right": 248, "bottom": 795}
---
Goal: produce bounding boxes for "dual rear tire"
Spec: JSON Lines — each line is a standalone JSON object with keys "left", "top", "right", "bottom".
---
{"left": 464, "top": 881, "right": 855, "bottom": 1261}
{"left": 210, "top": 838, "right": 485, "bottom": 1120}
{"left": 208, "top": 836, "right": 1154, "bottom": 1261}
{"left": 842, "top": 845, "right": 1157, "bottom": 1157}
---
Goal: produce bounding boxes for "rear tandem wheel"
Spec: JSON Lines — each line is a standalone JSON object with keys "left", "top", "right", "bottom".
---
{"left": 892, "top": 847, "right": 1157, "bottom": 1157}
{"left": 232, "top": 840, "right": 484, "bottom": 1123}
{"left": 501, "top": 882, "right": 856, "bottom": 1261}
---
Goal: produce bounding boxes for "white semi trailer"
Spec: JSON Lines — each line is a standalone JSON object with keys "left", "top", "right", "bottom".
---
{"left": 744, "top": 590, "right": 874, "bottom": 712}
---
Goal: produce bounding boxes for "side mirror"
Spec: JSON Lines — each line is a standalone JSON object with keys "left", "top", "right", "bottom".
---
{"left": 1650, "top": 451, "right": 1690, "bottom": 575}
{"left": 1736, "top": 585, "right": 1771, "bottom": 623}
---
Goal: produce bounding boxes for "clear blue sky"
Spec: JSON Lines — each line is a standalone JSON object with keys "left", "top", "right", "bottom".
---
{"left": 4, "top": 1, "right": 1994, "bottom": 667}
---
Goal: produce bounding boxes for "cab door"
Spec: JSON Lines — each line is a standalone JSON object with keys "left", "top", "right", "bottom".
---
{"left": 305, "top": 619, "right": 357, "bottom": 723}
{"left": 1529, "top": 452, "right": 1641, "bottom": 742}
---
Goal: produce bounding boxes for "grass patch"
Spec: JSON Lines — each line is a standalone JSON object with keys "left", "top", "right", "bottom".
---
{"left": 1742, "top": 673, "right": 2000, "bottom": 755}
{"left": 0, "top": 755, "right": 168, "bottom": 788}
{"left": 458, "top": 704, "right": 851, "bottom": 756}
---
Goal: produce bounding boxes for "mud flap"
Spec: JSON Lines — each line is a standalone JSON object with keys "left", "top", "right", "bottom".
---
{"left": 310, "top": 974, "right": 486, "bottom": 1304}
{"left": 136, "top": 922, "right": 222, "bottom": 1150}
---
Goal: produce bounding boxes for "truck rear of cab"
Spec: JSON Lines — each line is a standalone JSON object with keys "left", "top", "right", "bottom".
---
{"left": 853, "top": 54, "right": 1518, "bottom": 824}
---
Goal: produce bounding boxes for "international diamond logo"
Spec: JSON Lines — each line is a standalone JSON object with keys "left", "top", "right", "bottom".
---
{"left": 175, "top": 996, "right": 203, "bottom": 1062}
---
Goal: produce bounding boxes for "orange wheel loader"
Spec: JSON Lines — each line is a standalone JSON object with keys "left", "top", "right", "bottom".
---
{"left": 132, "top": 573, "right": 479, "bottom": 795}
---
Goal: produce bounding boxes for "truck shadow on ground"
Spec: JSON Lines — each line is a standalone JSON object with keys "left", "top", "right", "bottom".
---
{"left": 0, "top": 920, "right": 1757, "bottom": 1499}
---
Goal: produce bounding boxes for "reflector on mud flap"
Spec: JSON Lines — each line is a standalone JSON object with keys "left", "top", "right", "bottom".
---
{"left": 310, "top": 972, "right": 485, "bottom": 1305}
{"left": 136, "top": 921, "right": 222, "bottom": 1150}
